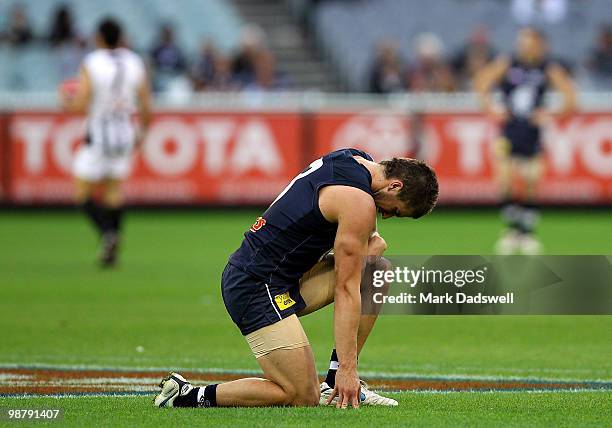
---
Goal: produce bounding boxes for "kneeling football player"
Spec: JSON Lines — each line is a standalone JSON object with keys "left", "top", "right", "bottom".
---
{"left": 155, "top": 149, "right": 438, "bottom": 408}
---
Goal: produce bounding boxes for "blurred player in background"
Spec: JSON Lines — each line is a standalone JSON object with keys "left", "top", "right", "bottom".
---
{"left": 476, "top": 27, "right": 576, "bottom": 254}
{"left": 61, "top": 18, "right": 152, "bottom": 266}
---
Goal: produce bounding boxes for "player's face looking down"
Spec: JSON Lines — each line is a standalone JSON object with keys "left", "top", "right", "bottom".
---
{"left": 371, "top": 157, "right": 439, "bottom": 219}
{"left": 372, "top": 182, "right": 412, "bottom": 219}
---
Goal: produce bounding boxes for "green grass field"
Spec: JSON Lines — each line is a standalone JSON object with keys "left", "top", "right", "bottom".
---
{"left": 0, "top": 209, "right": 611, "bottom": 427}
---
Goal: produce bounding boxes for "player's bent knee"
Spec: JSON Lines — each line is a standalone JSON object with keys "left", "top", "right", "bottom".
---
{"left": 288, "top": 386, "right": 320, "bottom": 407}
{"left": 291, "top": 395, "right": 319, "bottom": 407}
{"left": 273, "top": 379, "right": 318, "bottom": 407}
{"left": 365, "top": 255, "right": 392, "bottom": 273}
{"left": 376, "top": 256, "right": 392, "bottom": 271}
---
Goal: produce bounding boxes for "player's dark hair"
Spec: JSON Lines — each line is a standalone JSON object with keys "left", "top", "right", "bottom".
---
{"left": 98, "top": 18, "right": 122, "bottom": 48}
{"left": 380, "top": 158, "right": 439, "bottom": 219}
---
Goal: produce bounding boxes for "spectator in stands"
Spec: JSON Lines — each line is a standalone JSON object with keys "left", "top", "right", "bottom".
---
{"left": 368, "top": 40, "right": 404, "bottom": 94}
{"left": 406, "top": 32, "right": 456, "bottom": 92}
{"left": 58, "top": 35, "right": 88, "bottom": 80}
{"left": 587, "top": 24, "right": 612, "bottom": 79}
{"left": 208, "top": 55, "right": 240, "bottom": 91}
{"left": 452, "top": 25, "right": 496, "bottom": 90}
{"left": 244, "top": 50, "right": 288, "bottom": 92}
{"left": 190, "top": 40, "right": 240, "bottom": 92}
{"left": 48, "top": 4, "right": 76, "bottom": 46}
{"left": 150, "top": 24, "right": 187, "bottom": 91}
{"left": 232, "top": 24, "right": 266, "bottom": 85}
{"left": 190, "top": 40, "right": 217, "bottom": 91}
{"left": 2, "top": 3, "right": 33, "bottom": 47}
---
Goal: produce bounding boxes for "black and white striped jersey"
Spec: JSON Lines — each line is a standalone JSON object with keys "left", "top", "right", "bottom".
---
{"left": 83, "top": 48, "right": 145, "bottom": 156}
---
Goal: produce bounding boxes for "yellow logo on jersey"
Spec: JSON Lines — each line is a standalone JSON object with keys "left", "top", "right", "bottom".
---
{"left": 274, "top": 292, "right": 296, "bottom": 310}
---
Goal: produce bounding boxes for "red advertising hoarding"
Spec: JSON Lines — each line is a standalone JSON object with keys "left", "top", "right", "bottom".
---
{"left": 0, "top": 113, "right": 6, "bottom": 201}
{"left": 8, "top": 111, "right": 303, "bottom": 204}
{"left": 4, "top": 110, "right": 612, "bottom": 205}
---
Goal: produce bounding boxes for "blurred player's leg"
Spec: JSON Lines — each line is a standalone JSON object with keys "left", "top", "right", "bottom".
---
{"left": 98, "top": 178, "right": 124, "bottom": 267}
{"left": 74, "top": 178, "right": 106, "bottom": 235}
{"left": 74, "top": 146, "right": 106, "bottom": 238}
{"left": 495, "top": 138, "right": 522, "bottom": 254}
{"left": 73, "top": 145, "right": 123, "bottom": 266}
{"left": 496, "top": 156, "right": 544, "bottom": 255}
{"left": 515, "top": 157, "right": 544, "bottom": 254}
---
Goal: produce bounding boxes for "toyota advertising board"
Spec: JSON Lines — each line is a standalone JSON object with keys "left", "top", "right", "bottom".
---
{"left": 3, "top": 110, "right": 611, "bottom": 205}
{"left": 7, "top": 111, "right": 303, "bottom": 204}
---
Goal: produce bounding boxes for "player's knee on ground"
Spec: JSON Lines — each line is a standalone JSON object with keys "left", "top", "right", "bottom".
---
{"left": 284, "top": 383, "right": 320, "bottom": 407}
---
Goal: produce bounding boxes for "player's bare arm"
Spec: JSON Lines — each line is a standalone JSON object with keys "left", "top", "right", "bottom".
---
{"left": 319, "top": 185, "right": 377, "bottom": 408}
{"left": 547, "top": 63, "right": 578, "bottom": 115}
{"left": 135, "top": 72, "right": 153, "bottom": 149}
{"left": 475, "top": 55, "right": 510, "bottom": 122}
{"left": 60, "top": 66, "right": 92, "bottom": 114}
{"left": 531, "top": 64, "right": 577, "bottom": 126}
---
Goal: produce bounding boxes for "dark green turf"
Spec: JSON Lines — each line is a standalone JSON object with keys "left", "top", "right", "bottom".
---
{"left": 0, "top": 209, "right": 610, "bottom": 426}
{"left": 1, "top": 392, "right": 611, "bottom": 427}
{"left": 0, "top": 210, "right": 610, "bottom": 376}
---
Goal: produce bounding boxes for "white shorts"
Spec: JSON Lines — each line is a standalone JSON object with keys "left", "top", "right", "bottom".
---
{"left": 73, "top": 145, "right": 133, "bottom": 182}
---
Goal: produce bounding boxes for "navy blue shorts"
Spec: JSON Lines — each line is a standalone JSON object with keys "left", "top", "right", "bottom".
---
{"left": 221, "top": 263, "right": 307, "bottom": 336}
{"left": 502, "top": 118, "right": 542, "bottom": 157}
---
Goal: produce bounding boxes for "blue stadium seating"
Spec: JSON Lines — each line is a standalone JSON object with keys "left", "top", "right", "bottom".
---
{"left": 313, "top": 0, "right": 612, "bottom": 91}
{"left": 0, "top": 0, "right": 243, "bottom": 90}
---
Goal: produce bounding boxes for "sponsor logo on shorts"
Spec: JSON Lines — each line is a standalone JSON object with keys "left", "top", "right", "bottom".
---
{"left": 249, "top": 217, "right": 266, "bottom": 233}
{"left": 274, "top": 292, "right": 296, "bottom": 310}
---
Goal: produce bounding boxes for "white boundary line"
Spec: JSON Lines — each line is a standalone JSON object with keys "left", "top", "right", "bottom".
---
{"left": 2, "top": 389, "right": 612, "bottom": 399}
{"left": 1, "top": 363, "right": 610, "bottom": 384}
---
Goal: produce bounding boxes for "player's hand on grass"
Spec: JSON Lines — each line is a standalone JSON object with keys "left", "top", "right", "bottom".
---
{"left": 327, "top": 365, "right": 360, "bottom": 409}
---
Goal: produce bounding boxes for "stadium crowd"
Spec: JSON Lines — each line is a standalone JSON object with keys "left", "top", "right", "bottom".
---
{"left": 148, "top": 23, "right": 289, "bottom": 93}
{"left": 368, "top": 24, "right": 612, "bottom": 93}
{"left": 1, "top": 2, "right": 611, "bottom": 93}
{"left": 0, "top": 3, "right": 289, "bottom": 93}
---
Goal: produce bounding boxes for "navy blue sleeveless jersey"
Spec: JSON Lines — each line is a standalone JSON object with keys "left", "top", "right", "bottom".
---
{"left": 501, "top": 56, "right": 550, "bottom": 119}
{"left": 500, "top": 56, "right": 551, "bottom": 156}
{"left": 228, "top": 148, "right": 374, "bottom": 288}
